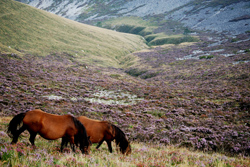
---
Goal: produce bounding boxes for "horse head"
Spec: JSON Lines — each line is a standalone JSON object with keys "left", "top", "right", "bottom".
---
{"left": 82, "top": 136, "right": 92, "bottom": 154}
{"left": 124, "top": 142, "right": 132, "bottom": 155}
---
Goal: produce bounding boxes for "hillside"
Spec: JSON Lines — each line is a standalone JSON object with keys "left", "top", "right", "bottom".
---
{"left": 1, "top": 0, "right": 250, "bottom": 160}
{"left": 0, "top": 0, "right": 148, "bottom": 68}
{"left": 1, "top": 33, "right": 250, "bottom": 156}
{"left": 16, "top": 0, "right": 250, "bottom": 35}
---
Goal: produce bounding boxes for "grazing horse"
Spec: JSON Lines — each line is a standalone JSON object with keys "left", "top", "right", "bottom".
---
{"left": 77, "top": 116, "right": 131, "bottom": 155}
{"left": 7, "top": 109, "right": 91, "bottom": 154}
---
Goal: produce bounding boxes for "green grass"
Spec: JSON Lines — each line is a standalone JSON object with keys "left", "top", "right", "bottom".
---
{"left": 147, "top": 34, "right": 199, "bottom": 46}
{"left": 199, "top": 55, "right": 214, "bottom": 59}
{"left": 101, "top": 16, "right": 199, "bottom": 46}
{"left": 1, "top": 118, "right": 249, "bottom": 167}
{"left": 1, "top": 138, "right": 250, "bottom": 167}
{"left": 102, "top": 16, "right": 157, "bottom": 33}
{"left": 0, "top": 0, "right": 148, "bottom": 68}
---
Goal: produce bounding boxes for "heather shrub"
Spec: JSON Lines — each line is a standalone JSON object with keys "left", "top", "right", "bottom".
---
{"left": 140, "top": 71, "right": 159, "bottom": 79}
{"left": 125, "top": 68, "right": 147, "bottom": 77}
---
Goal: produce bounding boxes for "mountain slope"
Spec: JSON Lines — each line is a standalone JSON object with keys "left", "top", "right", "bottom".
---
{"left": 16, "top": 0, "right": 250, "bottom": 35}
{"left": 0, "top": 0, "right": 148, "bottom": 67}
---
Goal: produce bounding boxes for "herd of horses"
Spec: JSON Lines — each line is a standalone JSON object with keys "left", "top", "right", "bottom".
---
{"left": 7, "top": 109, "right": 131, "bottom": 155}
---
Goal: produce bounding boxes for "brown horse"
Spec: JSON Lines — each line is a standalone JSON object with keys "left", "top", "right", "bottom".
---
{"left": 7, "top": 109, "right": 91, "bottom": 154}
{"left": 77, "top": 116, "right": 131, "bottom": 155}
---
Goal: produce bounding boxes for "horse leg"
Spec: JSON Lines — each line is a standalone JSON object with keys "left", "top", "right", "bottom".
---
{"left": 60, "top": 137, "right": 67, "bottom": 152}
{"left": 70, "top": 143, "right": 75, "bottom": 152}
{"left": 11, "top": 125, "right": 26, "bottom": 144}
{"left": 107, "top": 141, "right": 112, "bottom": 153}
{"left": 61, "top": 137, "right": 75, "bottom": 152}
{"left": 29, "top": 132, "right": 37, "bottom": 146}
{"left": 96, "top": 139, "right": 104, "bottom": 149}
{"left": 69, "top": 136, "right": 75, "bottom": 152}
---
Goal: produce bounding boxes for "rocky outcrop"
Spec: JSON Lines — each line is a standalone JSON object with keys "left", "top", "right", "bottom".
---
{"left": 166, "top": 1, "right": 250, "bottom": 35}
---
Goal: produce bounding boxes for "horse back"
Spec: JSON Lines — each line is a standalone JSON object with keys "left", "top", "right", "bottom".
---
{"left": 22, "top": 109, "right": 44, "bottom": 131}
{"left": 23, "top": 109, "right": 77, "bottom": 139}
{"left": 77, "top": 116, "right": 114, "bottom": 143}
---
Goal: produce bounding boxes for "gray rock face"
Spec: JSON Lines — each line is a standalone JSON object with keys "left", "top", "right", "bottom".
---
{"left": 166, "top": 1, "right": 250, "bottom": 35}
{"left": 16, "top": 0, "right": 250, "bottom": 35}
{"left": 117, "top": 0, "right": 192, "bottom": 16}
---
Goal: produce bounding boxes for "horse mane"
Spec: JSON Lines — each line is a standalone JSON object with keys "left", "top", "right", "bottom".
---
{"left": 111, "top": 124, "right": 130, "bottom": 154}
{"left": 7, "top": 112, "right": 26, "bottom": 138}
{"left": 71, "top": 116, "right": 89, "bottom": 148}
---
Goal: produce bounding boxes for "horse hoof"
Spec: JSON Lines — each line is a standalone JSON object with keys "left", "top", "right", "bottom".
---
{"left": 32, "top": 145, "right": 37, "bottom": 149}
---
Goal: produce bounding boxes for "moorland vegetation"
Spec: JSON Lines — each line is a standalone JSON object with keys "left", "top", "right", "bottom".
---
{"left": 0, "top": 0, "right": 250, "bottom": 166}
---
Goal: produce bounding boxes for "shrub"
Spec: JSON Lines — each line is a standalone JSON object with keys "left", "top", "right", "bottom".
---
{"left": 206, "top": 55, "right": 214, "bottom": 59}
{"left": 125, "top": 68, "right": 147, "bottom": 77}
{"left": 231, "top": 38, "right": 239, "bottom": 42}
{"left": 141, "top": 71, "right": 160, "bottom": 79}
{"left": 109, "top": 74, "right": 121, "bottom": 79}
{"left": 199, "top": 55, "right": 214, "bottom": 59}
{"left": 199, "top": 55, "right": 207, "bottom": 59}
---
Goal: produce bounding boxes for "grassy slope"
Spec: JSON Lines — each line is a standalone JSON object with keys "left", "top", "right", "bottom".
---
{"left": 0, "top": 0, "right": 148, "bottom": 68}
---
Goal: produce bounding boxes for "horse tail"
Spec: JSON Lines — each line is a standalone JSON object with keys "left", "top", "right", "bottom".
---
{"left": 7, "top": 112, "right": 26, "bottom": 138}
{"left": 71, "top": 116, "right": 89, "bottom": 153}
{"left": 112, "top": 124, "right": 131, "bottom": 154}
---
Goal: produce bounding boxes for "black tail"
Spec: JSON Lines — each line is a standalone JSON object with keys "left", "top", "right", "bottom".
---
{"left": 7, "top": 113, "right": 26, "bottom": 138}
{"left": 71, "top": 116, "right": 90, "bottom": 154}
{"left": 112, "top": 124, "right": 131, "bottom": 154}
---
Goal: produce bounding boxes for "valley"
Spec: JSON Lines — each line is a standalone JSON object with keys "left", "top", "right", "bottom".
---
{"left": 0, "top": 0, "right": 250, "bottom": 166}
